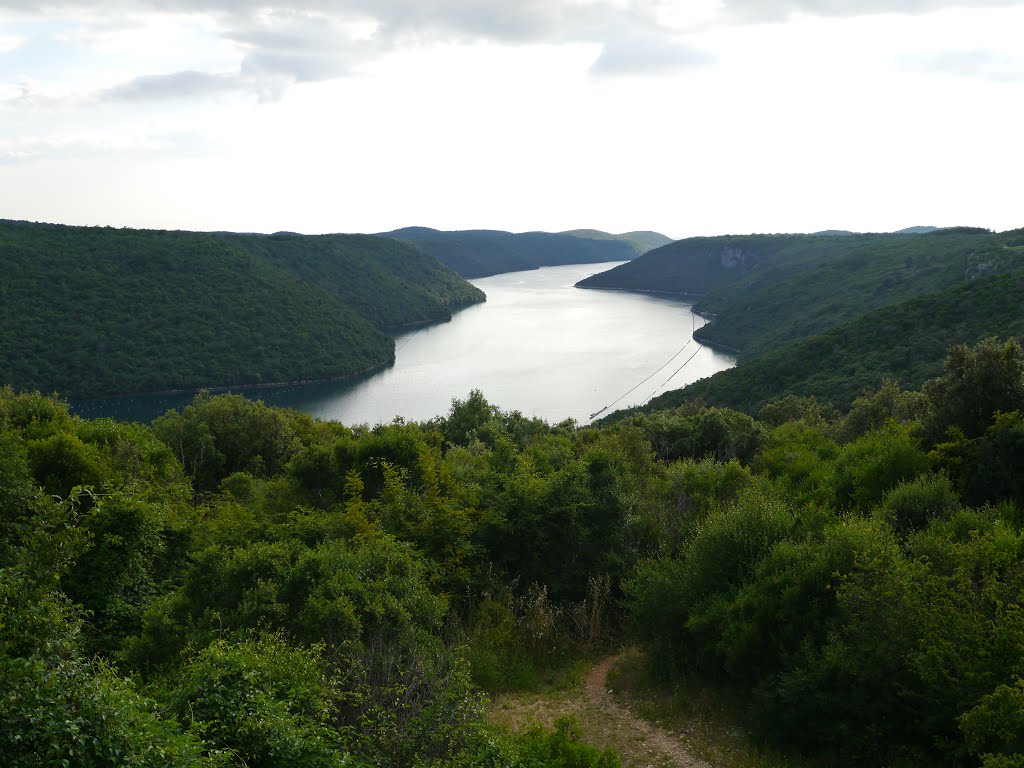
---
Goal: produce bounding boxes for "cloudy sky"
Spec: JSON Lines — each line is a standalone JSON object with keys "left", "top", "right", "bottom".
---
{"left": 1, "top": 0, "right": 1021, "bottom": 238}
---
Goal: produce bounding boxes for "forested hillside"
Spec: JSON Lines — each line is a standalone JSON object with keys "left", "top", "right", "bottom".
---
{"left": 618, "top": 265, "right": 1024, "bottom": 417}
{"left": 581, "top": 228, "right": 1022, "bottom": 361}
{"left": 692, "top": 228, "right": 1016, "bottom": 356}
{"left": 576, "top": 232, "right": 896, "bottom": 297}
{"left": 380, "top": 226, "right": 664, "bottom": 278}
{"left": 0, "top": 221, "right": 485, "bottom": 399}
{"left": 5, "top": 337, "right": 1024, "bottom": 767}
{"left": 560, "top": 229, "right": 673, "bottom": 253}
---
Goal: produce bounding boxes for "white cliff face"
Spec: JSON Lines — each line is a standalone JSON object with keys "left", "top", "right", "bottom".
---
{"left": 720, "top": 247, "right": 750, "bottom": 269}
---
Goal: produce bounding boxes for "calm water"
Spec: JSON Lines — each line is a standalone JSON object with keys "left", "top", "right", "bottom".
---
{"left": 72, "top": 263, "right": 735, "bottom": 426}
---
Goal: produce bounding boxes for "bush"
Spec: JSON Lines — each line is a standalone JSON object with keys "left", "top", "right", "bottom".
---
{"left": 876, "top": 473, "right": 960, "bottom": 536}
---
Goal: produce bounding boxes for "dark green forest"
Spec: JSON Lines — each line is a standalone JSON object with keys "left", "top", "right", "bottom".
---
{"left": 690, "top": 228, "right": 1012, "bottom": 356}
{"left": 0, "top": 221, "right": 484, "bottom": 399}
{"left": 577, "top": 228, "right": 1022, "bottom": 359}
{"left": 380, "top": 227, "right": 669, "bottom": 279}
{"left": 575, "top": 232, "right": 901, "bottom": 298}
{"left": 624, "top": 266, "right": 1024, "bottom": 417}
{"left": 4, "top": 336, "right": 1024, "bottom": 767}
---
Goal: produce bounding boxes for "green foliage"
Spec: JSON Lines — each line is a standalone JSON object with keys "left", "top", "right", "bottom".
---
{"left": 924, "top": 338, "right": 1024, "bottom": 442}
{"left": 644, "top": 272, "right": 1024, "bottom": 415}
{"left": 828, "top": 422, "right": 929, "bottom": 512}
{"left": 757, "top": 394, "right": 840, "bottom": 429}
{"left": 9, "top": 332, "right": 1024, "bottom": 768}
{"left": 627, "top": 481, "right": 796, "bottom": 670}
{"left": 578, "top": 232, "right": 894, "bottom": 297}
{"left": 968, "top": 410, "right": 1024, "bottom": 509}
{"left": 512, "top": 716, "right": 619, "bottom": 767}
{"left": 0, "top": 220, "right": 484, "bottom": 399}
{"left": 839, "top": 379, "right": 928, "bottom": 442}
{"left": 165, "top": 636, "right": 346, "bottom": 768}
{"left": 0, "top": 651, "right": 221, "bottom": 768}
{"left": 876, "top": 473, "right": 960, "bottom": 536}
{"left": 693, "top": 229, "right": 999, "bottom": 356}
{"left": 960, "top": 679, "right": 1024, "bottom": 765}
{"left": 751, "top": 422, "right": 838, "bottom": 507}
{"left": 619, "top": 405, "right": 766, "bottom": 464}
{"left": 153, "top": 392, "right": 305, "bottom": 493}
{"left": 639, "top": 458, "right": 754, "bottom": 555}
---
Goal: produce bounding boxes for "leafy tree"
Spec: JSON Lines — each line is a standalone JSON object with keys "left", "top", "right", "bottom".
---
{"left": 164, "top": 636, "right": 346, "bottom": 768}
{"left": 924, "top": 338, "right": 1024, "bottom": 442}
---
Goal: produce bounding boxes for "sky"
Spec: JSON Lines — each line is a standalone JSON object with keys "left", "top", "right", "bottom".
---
{"left": 1, "top": 0, "right": 1022, "bottom": 239}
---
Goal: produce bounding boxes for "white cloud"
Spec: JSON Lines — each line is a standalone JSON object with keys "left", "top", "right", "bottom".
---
{"left": 0, "top": 32, "right": 23, "bottom": 51}
{"left": 898, "top": 48, "right": 1024, "bottom": 81}
{"left": 720, "top": 0, "right": 1024, "bottom": 22}
{"left": 98, "top": 70, "right": 251, "bottom": 100}
{"left": 0, "top": 130, "right": 215, "bottom": 164}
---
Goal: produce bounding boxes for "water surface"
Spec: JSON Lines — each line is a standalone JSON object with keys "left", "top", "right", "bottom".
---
{"left": 73, "top": 263, "right": 735, "bottom": 425}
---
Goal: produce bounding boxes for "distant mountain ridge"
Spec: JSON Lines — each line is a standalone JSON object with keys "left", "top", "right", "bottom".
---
{"left": 559, "top": 229, "right": 674, "bottom": 253}
{"left": 812, "top": 226, "right": 939, "bottom": 236}
{"left": 0, "top": 220, "right": 484, "bottom": 399}
{"left": 379, "top": 226, "right": 672, "bottom": 278}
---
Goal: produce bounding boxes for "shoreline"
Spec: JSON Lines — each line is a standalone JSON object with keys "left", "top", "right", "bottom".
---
{"left": 70, "top": 302, "right": 489, "bottom": 405}
{"left": 68, "top": 361, "right": 392, "bottom": 405}
{"left": 574, "top": 283, "right": 706, "bottom": 302}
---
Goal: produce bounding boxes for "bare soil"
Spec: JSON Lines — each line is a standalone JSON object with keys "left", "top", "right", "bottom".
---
{"left": 490, "top": 654, "right": 711, "bottom": 768}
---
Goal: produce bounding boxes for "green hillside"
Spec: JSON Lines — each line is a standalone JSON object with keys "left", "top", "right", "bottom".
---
{"left": 576, "top": 232, "right": 898, "bottom": 297}
{"left": 380, "top": 226, "right": 649, "bottom": 278}
{"left": 693, "top": 228, "right": 1009, "bottom": 356}
{"left": 624, "top": 265, "right": 1024, "bottom": 416}
{"left": 0, "top": 221, "right": 484, "bottom": 399}
{"left": 241, "top": 232, "right": 485, "bottom": 329}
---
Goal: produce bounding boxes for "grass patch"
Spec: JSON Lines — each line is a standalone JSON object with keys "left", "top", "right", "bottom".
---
{"left": 607, "top": 649, "right": 811, "bottom": 768}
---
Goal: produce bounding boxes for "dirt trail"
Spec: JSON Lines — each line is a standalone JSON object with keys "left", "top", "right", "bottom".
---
{"left": 491, "top": 654, "right": 711, "bottom": 768}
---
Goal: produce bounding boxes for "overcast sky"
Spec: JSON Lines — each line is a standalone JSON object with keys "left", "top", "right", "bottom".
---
{"left": 1, "top": 0, "right": 1021, "bottom": 239}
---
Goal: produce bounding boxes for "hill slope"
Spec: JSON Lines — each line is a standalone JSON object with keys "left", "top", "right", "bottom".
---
{"left": 624, "top": 265, "right": 1024, "bottom": 416}
{"left": 692, "top": 228, "right": 1006, "bottom": 356}
{"left": 560, "top": 229, "right": 673, "bottom": 254}
{"left": 380, "top": 227, "right": 657, "bottom": 278}
{"left": 0, "top": 221, "right": 484, "bottom": 399}
{"left": 575, "top": 232, "right": 897, "bottom": 297}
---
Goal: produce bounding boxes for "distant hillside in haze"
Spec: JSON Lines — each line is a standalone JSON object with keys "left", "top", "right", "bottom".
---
{"left": 380, "top": 226, "right": 668, "bottom": 278}
{"left": 559, "top": 229, "right": 673, "bottom": 253}
{"left": 812, "top": 226, "right": 939, "bottom": 236}
{"left": 0, "top": 220, "right": 484, "bottom": 399}
{"left": 896, "top": 225, "right": 939, "bottom": 234}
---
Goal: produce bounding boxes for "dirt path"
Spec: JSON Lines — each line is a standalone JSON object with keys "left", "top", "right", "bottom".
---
{"left": 491, "top": 655, "right": 711, "bottom": 768}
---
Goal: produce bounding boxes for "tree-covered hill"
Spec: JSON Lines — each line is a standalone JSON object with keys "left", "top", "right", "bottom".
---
{"left": 692, "top": 228, "right": 1014, "bottom": 356}
{"left": 0, "top": 220, "right": 485, "bottom": 399}
{"left": 579, "top": 228, "right": 1022, "bottom": 363}
{"left": 237, "top": 231, "right": 485, "bottom": 329}
{"left": 559, "top": 229, "right": 673, "bottom": 254}
{"left": 624, "top": 266, "right": 1024, "bottom": 416}
{"left": 576, "top": 232, "right": 899, "bottom": 298}
{"left": 379, "top": 226, "right": 661, "bottom": 278}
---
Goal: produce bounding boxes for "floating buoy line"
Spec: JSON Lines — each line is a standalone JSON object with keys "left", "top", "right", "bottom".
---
{"left": 586, "top": 310, "right": 704, "bottom": 423}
